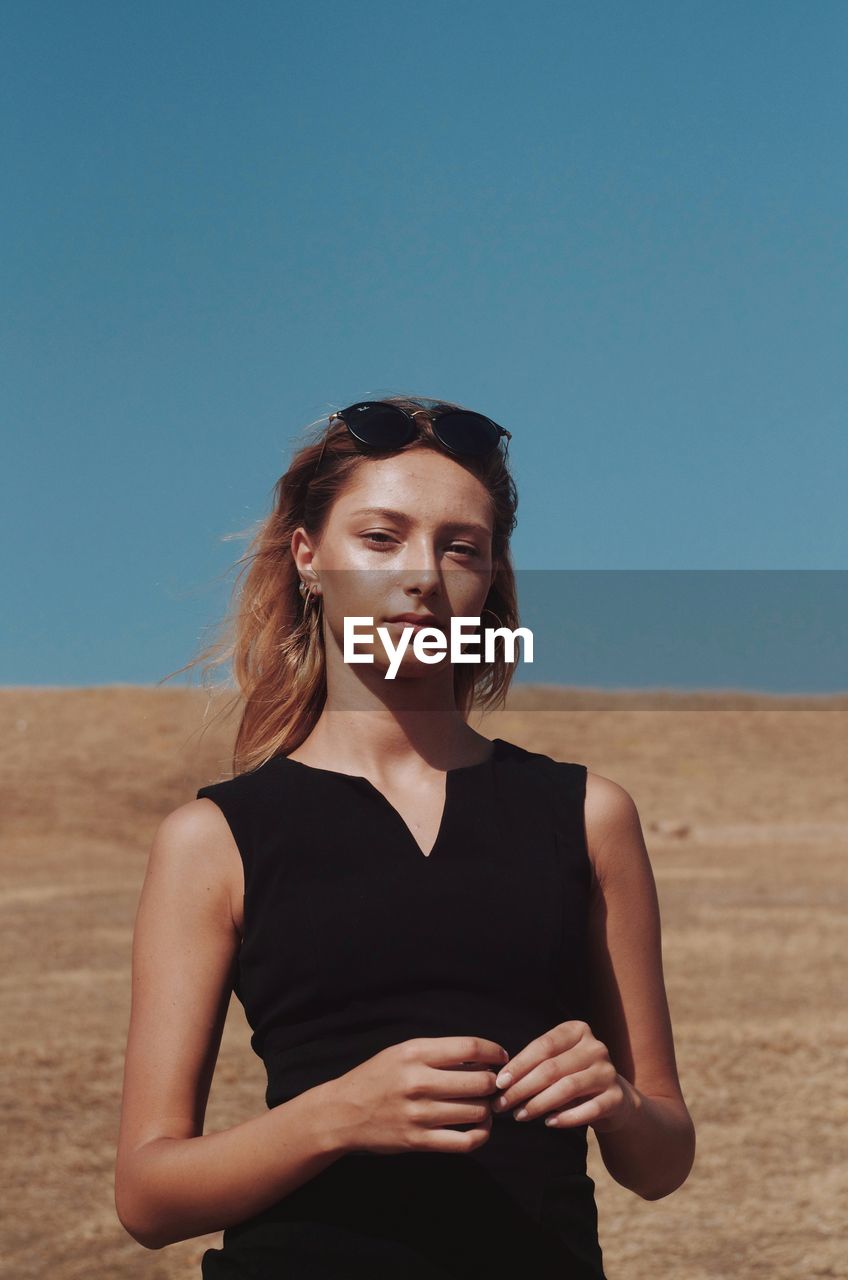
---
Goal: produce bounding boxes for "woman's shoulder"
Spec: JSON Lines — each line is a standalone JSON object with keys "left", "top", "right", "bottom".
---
{"left": 194, "top": 755, "right": 279, "bottom": 802}
{"left": 497, "top": 738, "right": 632, "bottom": 808}
{"left": 583, "top": 769, "right": 646, "bottom": 887}
{"left": 495, "top": 741, "right": 636, "bottom": 884}
{"left": 192, "top": 758, "right": 284, "bottom": 870}
{"left": 142, "top": 792, "right": 247, "bottom": 936}
{"left": 495, "top": 735, "right": 588, "bottom": 783}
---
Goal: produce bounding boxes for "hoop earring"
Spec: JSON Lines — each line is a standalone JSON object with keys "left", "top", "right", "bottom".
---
{"left": 298, "top": 579, "right": 322, "bottom": 612}
{"left": 481, "top": 605, "right": 505, "bottom": 628}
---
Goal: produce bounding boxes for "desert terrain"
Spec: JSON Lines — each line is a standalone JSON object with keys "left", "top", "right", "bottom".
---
{"left": 1, "top": 684, "right": 845, "bottom": 1278}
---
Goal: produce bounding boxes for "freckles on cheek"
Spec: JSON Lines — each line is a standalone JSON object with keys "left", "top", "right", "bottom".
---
{"left": 339, "top": 566, "right": 387, "bottom": 621}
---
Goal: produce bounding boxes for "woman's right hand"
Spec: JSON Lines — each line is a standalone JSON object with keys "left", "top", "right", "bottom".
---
{"left": 325, "top": 1036, "right": 509, "bottom": 1156}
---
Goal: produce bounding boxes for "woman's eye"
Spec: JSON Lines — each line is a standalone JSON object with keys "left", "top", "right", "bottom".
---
{"left": 361, "top": 534, "right": 479, "bottom": 557}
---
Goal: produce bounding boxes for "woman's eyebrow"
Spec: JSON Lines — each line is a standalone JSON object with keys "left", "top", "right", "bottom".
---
{"left": 349, "top": 506, "right": 490, "bottom": 536}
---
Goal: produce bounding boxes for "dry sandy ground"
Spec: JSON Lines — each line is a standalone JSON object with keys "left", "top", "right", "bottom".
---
{"left": 1, "top": 685, "right": 845, "bottom": 1279}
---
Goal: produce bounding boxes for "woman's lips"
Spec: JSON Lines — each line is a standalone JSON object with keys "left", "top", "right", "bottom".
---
{"left": 385, "top": 617, "right": 442, "bottom": 629}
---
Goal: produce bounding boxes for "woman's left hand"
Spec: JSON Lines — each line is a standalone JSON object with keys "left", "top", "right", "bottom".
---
{"left": 492, "top": 1020, "right": 636, "bottom": 1133}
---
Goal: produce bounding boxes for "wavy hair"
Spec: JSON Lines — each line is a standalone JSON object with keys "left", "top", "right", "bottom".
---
{"left": 166, "top": 394, "right": 520, "bottom": 778}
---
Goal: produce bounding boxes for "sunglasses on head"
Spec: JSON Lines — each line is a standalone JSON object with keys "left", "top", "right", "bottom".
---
{"left": 328, "top": 400, "right": 512, "bottom": 458}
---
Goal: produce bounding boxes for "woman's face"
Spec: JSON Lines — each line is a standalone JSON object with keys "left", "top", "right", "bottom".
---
{"left": 294, "top": 448, "right": 497, "bottom": 679}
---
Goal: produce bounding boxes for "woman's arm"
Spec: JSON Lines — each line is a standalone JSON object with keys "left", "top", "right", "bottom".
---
{"left": 583, "top": 772, "right": 696, "bottom": 1200}
{"left": 114, "top": 800, "right": 348, "bottom": 1250}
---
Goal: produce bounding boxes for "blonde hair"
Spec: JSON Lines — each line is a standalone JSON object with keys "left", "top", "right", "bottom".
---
{"left": 166, "top": 394, "right": 520, "bottom": 777}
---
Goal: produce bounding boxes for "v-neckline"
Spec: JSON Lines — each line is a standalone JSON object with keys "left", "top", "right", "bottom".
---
{"left": 275, "top": 737, "right": 505, "bottom": 860}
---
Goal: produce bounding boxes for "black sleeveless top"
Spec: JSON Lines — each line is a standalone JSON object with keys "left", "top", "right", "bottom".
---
{"left": 196, "top": 736, "right": 606, "bottom": 1279}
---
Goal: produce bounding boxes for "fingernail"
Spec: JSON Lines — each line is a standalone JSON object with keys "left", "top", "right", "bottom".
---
{"left": 495, "top": 1071, "right": 512, "bottom": 1089}
{"left": 514, "top": 1107, "right": 528, "bottom": 1121}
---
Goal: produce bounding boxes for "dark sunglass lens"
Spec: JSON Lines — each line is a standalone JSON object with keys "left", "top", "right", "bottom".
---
{"left": 433, "top": 411, "right": 501, "bottom": 455}
{"left": 341, "top": 403, "right": 416, "bottom": 448}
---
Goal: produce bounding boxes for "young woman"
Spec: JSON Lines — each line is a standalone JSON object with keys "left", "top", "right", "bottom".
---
{"left": 114, "top": 395, "right": 695, "bottom": 1278}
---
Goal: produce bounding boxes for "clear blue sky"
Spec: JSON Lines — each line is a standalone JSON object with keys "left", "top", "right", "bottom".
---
{"left": 3, "top": 1, "right": 846, "bottom": 690}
